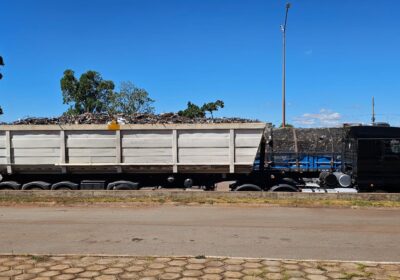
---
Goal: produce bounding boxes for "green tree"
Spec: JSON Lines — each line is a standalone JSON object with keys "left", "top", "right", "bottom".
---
{"left": 178, "top": 100, "right": 225, "bottom": 119}
{"left": 178, "top": 102, "right": 206, "bottom": 118}
{"left": 109, "top": 81, "right": 155, "bottom": 114}
{"left": 279, "top": 123, "right": 294, "bottom": 128}
{"left": 201, "top": 100, "right": 224, "bottom": 119}
{"left": 61, "top": 69, "right": 115, "bottom": 114}
{"left": 0, "top": 107, "right": 3, "bottom": 116}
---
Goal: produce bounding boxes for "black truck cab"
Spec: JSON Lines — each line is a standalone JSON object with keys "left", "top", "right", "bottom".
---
{"left": 343, "top": 125, "right": 400, "bottom": 192}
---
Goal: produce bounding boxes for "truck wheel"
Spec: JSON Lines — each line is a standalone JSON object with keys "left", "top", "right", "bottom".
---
{"left": 269, "top": 184, "right": 299, "bottom": 192}
{"left": 113, "top": 184, "right": 133, "bottom": 190}
{"left": 22, "top": 181, "right": 51, "bottom": 190}
{"left": 281, "top": 177, "right": 298, "bottom": 186}
{"left": 234, "top": 184, "right": 262, "bottom": 191}
{"left": 51, "top": 181, "right": 79, "bottom": 190}
{"left": 107, "top": 181, "right": 139, "bottom": 190}
{"left": 0, "top": 181, "right": 21, "bottom": 190}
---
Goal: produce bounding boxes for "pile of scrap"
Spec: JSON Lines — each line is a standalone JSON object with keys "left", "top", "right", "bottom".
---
{"left": 7, "top": 113, "right": 259, "bottom": 125}
{"left": 270, "top": 127, "right": 343, "bottom": 154}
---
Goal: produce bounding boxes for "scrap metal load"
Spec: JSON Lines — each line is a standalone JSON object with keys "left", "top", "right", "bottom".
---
{"left": 269, "top": 127, "right": 342, "bottom": 154}
{"left": 264, "top": 127, "right": 344, "bottom": 173}
{"left": 5, "top": 113, "right": 259, "bottom": 125}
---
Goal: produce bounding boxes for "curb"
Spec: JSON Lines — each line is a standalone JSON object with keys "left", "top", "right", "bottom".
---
{"left": 1, "top": 253, "right": 399, "bottom": 265}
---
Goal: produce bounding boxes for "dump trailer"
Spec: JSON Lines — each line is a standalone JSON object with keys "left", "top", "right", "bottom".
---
{"left": 0, "top": 123, "right": 266, "bottom": 190}
{"left": 1, "top": 122, "right": 400, "bottom": 192}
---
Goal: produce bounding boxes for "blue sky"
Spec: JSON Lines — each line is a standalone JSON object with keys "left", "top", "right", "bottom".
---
{"left": 1, "top": 0, "right": 400, "bottom": 126}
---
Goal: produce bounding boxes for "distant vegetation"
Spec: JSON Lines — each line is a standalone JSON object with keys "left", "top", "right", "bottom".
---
{"left": 279, "top": 123, "right": 294, "bottom": 128}
{"left": 60, "top": 69, "right": 154, "bottom": 115}
{"left": 178, "top": 100, "right": 224, "bottom": 119}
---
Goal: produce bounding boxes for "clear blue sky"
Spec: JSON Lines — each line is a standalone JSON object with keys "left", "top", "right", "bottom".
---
{"left": 1, "top": 0, "right": 400, "bottom": 126}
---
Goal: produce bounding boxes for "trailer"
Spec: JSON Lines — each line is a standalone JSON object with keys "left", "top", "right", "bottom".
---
{"left": 0, "top": 123, "right": 266, "bottom": 190}
{"left": 1, "top": 122, "right": 400, "bottom": 192}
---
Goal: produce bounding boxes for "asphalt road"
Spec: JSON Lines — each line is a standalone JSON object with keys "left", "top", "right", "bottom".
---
{"left": 0, "top": 206, "right": 399, "bottom": 262}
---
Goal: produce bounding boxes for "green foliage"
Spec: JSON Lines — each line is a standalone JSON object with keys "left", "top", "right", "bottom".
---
{"left": 201, "top": 100, "right": 224, "bottom": 119}
{"left": 109, "top": 81, "right": 155, "bottom": 115}
{"left": 0, "top": 106, "right": 3, "bottom": 115}
{"left": 61, "top": 70, "right": 155, "bottom": 116}
{"left": 178, "top": 102, "right": 205, "bottom": 118}
{"left": 279, "top": 123, "right": 294, "bottom": 128}
{"left": 60, "top": 69, "right": 115, "bottom": 114}
{"left": 178, "top": 100, "right": 224, "bottom": 119}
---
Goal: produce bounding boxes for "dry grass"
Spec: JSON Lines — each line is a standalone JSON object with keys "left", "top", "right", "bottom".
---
{"left": 0, "top": 194, "right": 399, "bottom": 208}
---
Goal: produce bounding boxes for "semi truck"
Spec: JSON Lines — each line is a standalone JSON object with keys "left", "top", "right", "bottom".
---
{"left": 0, "top": 122, "right": 399, "bottom": 192}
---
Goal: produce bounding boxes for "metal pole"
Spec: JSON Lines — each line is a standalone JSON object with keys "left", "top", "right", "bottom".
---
{"left": 372, "top": 96, "right": 375, "bottom": 124}
{"left": 281, "top": 3, "right": 291, "bottom": 128}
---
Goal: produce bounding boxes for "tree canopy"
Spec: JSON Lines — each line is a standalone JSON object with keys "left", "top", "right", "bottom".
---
{"left": 60, "top": 70, "right": 154, "bottom": 116}
{"left": 178, "top": 102, "right": 205, "bottom": 118}
{"left": 178, "top": 100, "right": 224, "bottom": 119}
{"left": 201, "top": 100, "right": 224, "bottom": 119}
{"left": 109, "top": 81, "right": 155, "bottom": 115}
{"left": 61, "top": 70, "right": 115, "bottom": 115}
{"left": 279, "top": 123, "right": 294, "bottom": 128}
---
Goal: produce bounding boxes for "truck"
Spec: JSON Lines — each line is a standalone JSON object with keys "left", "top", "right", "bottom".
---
{"left": 0, "top": 122, "right": 399, "bottom": 192}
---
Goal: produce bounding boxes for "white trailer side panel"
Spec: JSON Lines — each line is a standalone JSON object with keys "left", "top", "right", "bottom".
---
{"left": 122, "top": 130, "right": 172, "bottom": 164}
{"left": 0, "top": 132, "right": 5, "bottom": 165}
{"left": 178, "top": 130, "right": 229, "bottom": 164}
{"left": 0, "top": 123, "right": 266, "bottom": 174}
{"left": 235, "top": 129, "right": 265, "bottom": 163}
{"left": 67, "top": 131, "right": 116, "bottom": 164}
{"left": 11, "top": 131, "right": 60, "bottom": 165}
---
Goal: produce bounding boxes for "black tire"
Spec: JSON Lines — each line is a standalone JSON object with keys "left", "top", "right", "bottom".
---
{"left": 113, "top": 184, "right": 133, "bottom": 190}
{"left": 0, "top": 181, "right": 21, "bottom": 190}
{"left": 107, "top": 181, "right": 139, "bottom": 190}
{"left": 269, "top": 184, "right": 299, "bottom": 192}
{"left": 234, "top": 184, "right": 263, "bottom": 191}
{"left": 22, "top": 181, "right": 51, "bottom": 190}
{"left": 51, "top": 181, "right": 78, "bottom": 190}
{"left": 281, "top": 177, "right": 299, "bottom": 186}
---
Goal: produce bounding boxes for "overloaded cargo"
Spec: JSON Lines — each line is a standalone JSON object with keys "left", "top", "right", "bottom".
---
{"left": 0, "top": 122, "right": 265, "bottom": 175}
{"left": 0, "top": 117, "right": 400, "bottom": 193}
{"left": 269, "top": 127, "right": 342, "bottom": 154}
{"left": 3, "top": 113, "right": 259, "bottom": 125}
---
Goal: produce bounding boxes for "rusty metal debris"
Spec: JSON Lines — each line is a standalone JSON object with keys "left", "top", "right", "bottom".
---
{"left": 270, "top": 127, "right": 343, "bottom": 153}
{"left": 5, "top": 113, "right": 259, "bottom": 125}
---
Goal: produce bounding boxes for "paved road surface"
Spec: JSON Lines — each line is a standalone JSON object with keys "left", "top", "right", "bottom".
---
{"left": 0, "top": 206, "right": 399, "bottom": 262}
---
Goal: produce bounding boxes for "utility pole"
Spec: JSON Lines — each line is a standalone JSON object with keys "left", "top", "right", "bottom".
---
{"left": 0, "top": 56, "right": 4, "bottom": 115}
{"left": 372, "top": 96, "right": 375, "bottom": 125}
{"left": 281, "top": 3, "right": 291, "bottom": 128}
{"left": 0, "top": 56, "right": 4, "bottom": 80}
